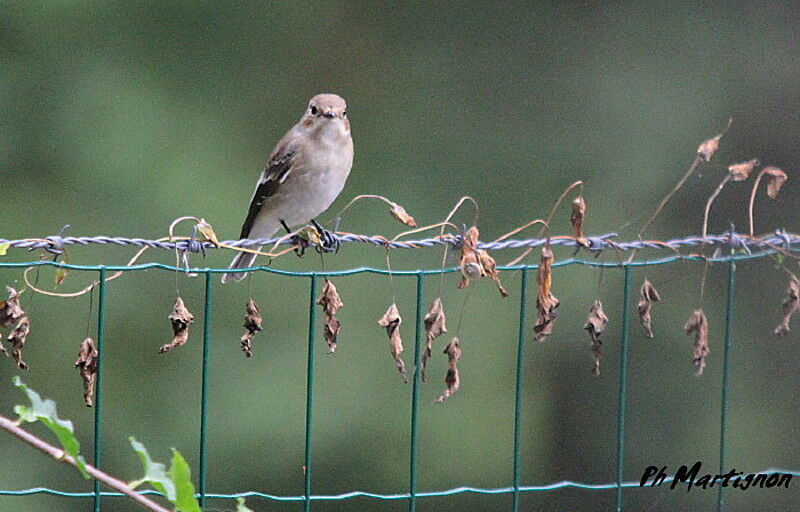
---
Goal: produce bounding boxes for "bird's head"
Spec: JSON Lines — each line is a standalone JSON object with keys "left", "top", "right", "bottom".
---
{"left": 301, "top": 94, "right": 350, "bottom": 138}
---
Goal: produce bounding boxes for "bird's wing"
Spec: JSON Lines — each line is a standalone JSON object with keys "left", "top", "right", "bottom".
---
{"left": 239, "top": 140, "right": 298, "bottom": 239}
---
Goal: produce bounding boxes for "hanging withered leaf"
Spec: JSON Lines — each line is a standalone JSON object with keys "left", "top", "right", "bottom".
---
{"left": 457, "top": 226, "right": 508, "bottom": 297}
{"left": 378, "top": 303, "right": 406, "bottom": 382}
{"left": 774, "top": 277, "right": 799, "bottom": 336}
{"left": 728, "top": 159, "right": 759, "bottom": 182}
{"left": 240, "top": 298, "right": 263, "bottom": 357}
{"left": 159, "top": 297, "right": 194, "bottom": 353}
{"left": 570, "top": 196, "right": 590, "bottom": 248}
{"left": 421, "top": 297, "right": 447, "bottom": 382}
{"left": 434, "top": 337, "right": 461, "bottom": 403}
{"left": 4, "top": 316, "right": 31, "bottom": 370}
{"left": 0, "top": 286, "right": 24, "bottom": 328}
{"left": 74, "top": 338, "right": 98, "bottom": 406}
{"left": 584, "top": 300, "right": 608, "bottom": 376}
{"left": 684, "top": 309, "right": 709, "bottom": 375}
{"left": 697, "top": 127, "right": 727, "bottom": 162}
{"left": 389, "top": 203, "right": 417, "bottom": 228}
{"left": 316, "top": 279, "right": 344, "bottom": 353}
{"left": 533, "top": 246, "right": 560, "bottom": 342}
{"left": 762, "top": 166, "right": 788, "bottom": 199}
{"left": 637, "top": 279, "right": 661, "bottom": 339}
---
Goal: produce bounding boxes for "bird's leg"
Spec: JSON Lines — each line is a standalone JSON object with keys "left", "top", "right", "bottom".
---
{"left": 311, "top": 219, "right": 340, "bottom": 254}
{"left": 281, "top": 219, "right": 307, "bottom": 257}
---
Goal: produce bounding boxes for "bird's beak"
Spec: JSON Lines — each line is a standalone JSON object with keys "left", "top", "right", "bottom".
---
{"left": 322, "top": 110, "right": 336, "bottom": 119}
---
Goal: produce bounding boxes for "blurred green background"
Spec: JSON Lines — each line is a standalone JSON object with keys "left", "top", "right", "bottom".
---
{"left": 1, "top": 2, "right": 799, "bottom": 511}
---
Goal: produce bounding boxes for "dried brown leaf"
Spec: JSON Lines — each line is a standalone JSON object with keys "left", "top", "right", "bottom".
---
{"left": 378, "top": 303, "right": 406, "bottom": 382}
{"left": 637, "top": 279, "right": 661, "bottom": 338}
{"left": 584, "top": 300, "right": 608, "bottom": 376}
{"left": 75, "top": 338, "right": 98, "bottom": 406}
{"left": 0, "top": 286, "right": 24, "bottom": 328}
{"left": 159, "top": 297, "right": 194, "bottom": 353}
{"left": 458, "top": 226, "right": 483, "bottom": 289}
{"left": 389, "top": 203, "right": 417, "bottom": 228}
{"left": 570, "top": 196, "right": 589, "bottom": 247}
{"left": 6, "top": 316, "right": 30, "bottom": 370}
{"left": 422, "top": 297, "right": 448, "bottom": 382}
{"left": 697, "top": 133, "right": 723, "bottom": 162}
{"left": 317, "top": 279, "right": 344, "bottom": 353}
{"left": 763, "top": 166, "right": 788, "bottom": 199}
{"left": 684, "top": 309, "right": 709, "bottom": 376}
{"left": 728, "top": 159, "right": 759, "bottom": 182}
{"left": 533, "top": 246, "right": 559, "bottom": 342}
{"left": 240, "top": 298, "right": 263, "bottom": 357}
{"left": 477, "top": 250, "right": 508, "bottom": 297}
{"left": 434, "top": 337, "right": 461, "bottom": 403}
{"left": 774, "top": 277, "right": 799, "bottom": 336}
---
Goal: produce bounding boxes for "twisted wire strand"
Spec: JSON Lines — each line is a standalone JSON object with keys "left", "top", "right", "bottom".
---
{"left": 0, "top": 231, "right": 797, "bottom": 254}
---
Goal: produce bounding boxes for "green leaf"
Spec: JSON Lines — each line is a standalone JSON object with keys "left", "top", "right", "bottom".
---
{"left": 196, "top": 218, "right": 220, "bottom": 246}
{"left": 13, "top": 377, "right": 89, "bottom": 478}
{"left": 0, "top": 242, "right": 9, "bottom": 256}
{"left": 54, "top": 265, "right": 69, "bottom": 287}
{"left": 167, "top": 448, "right": 201, "bottom": 512}
{"left": 236, "top": 497, "right": 254, "bottom": 512}
{"left": 128, "top": 437, "right": 176, "bottom": 501}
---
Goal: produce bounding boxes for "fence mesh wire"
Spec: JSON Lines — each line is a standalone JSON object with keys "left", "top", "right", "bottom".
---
{"left": 0, "top": 230, "right": 798, "bottom": 512}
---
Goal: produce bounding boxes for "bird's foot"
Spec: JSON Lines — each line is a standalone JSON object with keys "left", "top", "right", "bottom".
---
{"left": 281, "top": 220, "right": 309, "bottom": 257}
{"left": 311, "top": 219, "right": 340, "bottom": 254}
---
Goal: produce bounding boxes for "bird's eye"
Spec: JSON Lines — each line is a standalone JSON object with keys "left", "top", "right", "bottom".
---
{"left": 310, "top": 106, "right": 318, "bottom": 115}
{"left": 342, "top": 111, "right": 347, "bottom": 117}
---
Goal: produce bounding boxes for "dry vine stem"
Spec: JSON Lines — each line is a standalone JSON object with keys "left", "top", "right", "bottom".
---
{"left": 629, "top": 120, "right": 731, "bottom": 263}
{"left": 20, "top": 217, "right": 299, "bottom": 300}
{"left": 702, "top": 159, "right": 759, "bottom": 239}
{"left": 506, "top": 181, "right": 582, "bottom": 267}
{"left": 332, "top": 194, "right": 417, "bottom": 228}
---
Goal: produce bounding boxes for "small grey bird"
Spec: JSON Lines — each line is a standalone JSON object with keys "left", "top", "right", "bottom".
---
{"left": 222, "top": 94, "right": 353, "bottom": 283}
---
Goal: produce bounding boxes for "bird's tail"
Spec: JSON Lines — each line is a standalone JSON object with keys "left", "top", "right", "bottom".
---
{"left": 221, "top": 248, "right": 260, "bottom": 283}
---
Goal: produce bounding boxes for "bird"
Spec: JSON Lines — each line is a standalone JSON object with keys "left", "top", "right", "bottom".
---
{"left": 222, "top": 94, "right": 353, "bottom": 283}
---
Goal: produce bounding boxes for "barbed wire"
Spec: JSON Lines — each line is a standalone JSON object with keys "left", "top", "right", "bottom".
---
{"left": 0, "top": 230, "right": 798, "bottom": 255}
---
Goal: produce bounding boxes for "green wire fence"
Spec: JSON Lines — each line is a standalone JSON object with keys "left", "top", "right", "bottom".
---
{"left": 0, "top": 241, "right": 796, "bottom": 511}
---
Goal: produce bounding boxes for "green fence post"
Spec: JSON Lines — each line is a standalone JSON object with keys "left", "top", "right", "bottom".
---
{"left": 615, "top": 265, "right": 632, "bottom": 512}
{"left": 199, "top": 270, "right": 213, "bottom": 507}
{"left": 511, "top": 268, "right": 529, "bottom": 512}
{"left": 304, "top": 274, "right": 318, "bottom": 512}
{"left": 409, "top": 273, "right": 425, "bottom": 512}
{"left": 717, "top": 259, "right": 736, "bottom": 512}
{"left": 93, "top": 267, "right": 107, "bottom": 512}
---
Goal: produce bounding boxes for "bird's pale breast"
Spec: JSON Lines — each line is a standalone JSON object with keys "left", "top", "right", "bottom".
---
{"left": 258, "top": 133, "right": 353, "bottom": 228}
